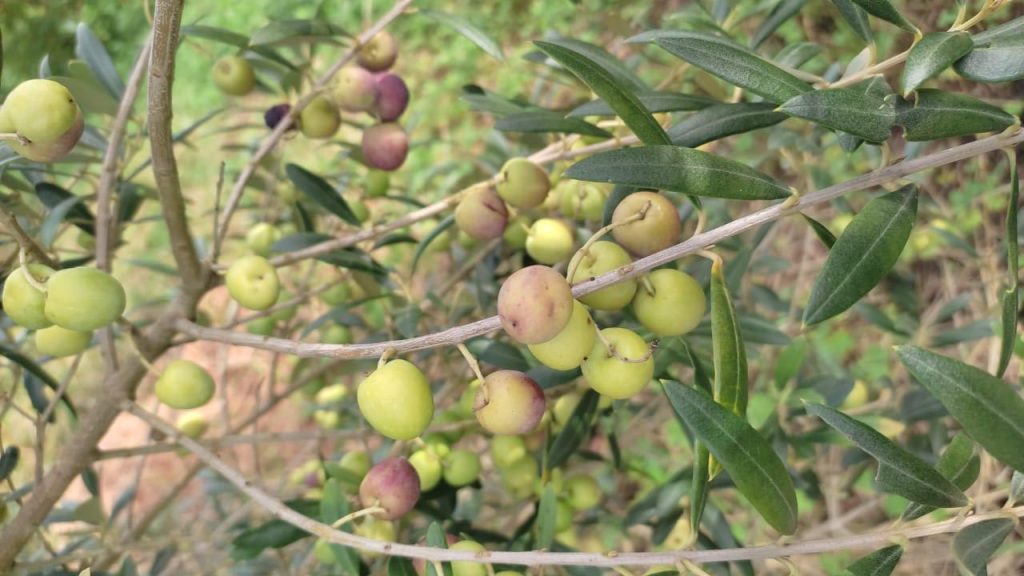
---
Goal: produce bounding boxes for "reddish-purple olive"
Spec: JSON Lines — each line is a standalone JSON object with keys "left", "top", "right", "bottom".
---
{"left": 362, "top": 123, "right": 409, "bottom": 171}
{"left": 359, "top": 457, "right": 421, "bottom": 520}
{"left": 374, "top": 73, "right": 409, "bottom": 122}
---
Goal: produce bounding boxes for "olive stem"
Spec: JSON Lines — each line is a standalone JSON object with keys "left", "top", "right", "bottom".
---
{"left": 456, "top": 343, "right": 488, "bottom": 403}
{"left": 0, "top": 132, "right": 28, "bottom": 145}
{"left": 330, "top": 506, "right": 386, "bottom": 529}
{"left": 17, "top": 249, "right": 49, "bottom": 293}
{"left": 565, "top": 205, "right": 648, "bottom": 284}
{"left": 377, "top": 348, "right": 396, "bottom": 369}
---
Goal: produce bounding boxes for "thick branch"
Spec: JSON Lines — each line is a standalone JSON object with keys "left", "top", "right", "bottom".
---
{"left": 148, "top": 0, "right": 204, "bottom": 287}
{"left": 212, "top": 0, "right": 414, "bottom": 260}
{"left": 180, "top": 130, "right": 1024, "bottom": 359}
{"left": 122, "top": 399, "right": 1024, "bottom": 567}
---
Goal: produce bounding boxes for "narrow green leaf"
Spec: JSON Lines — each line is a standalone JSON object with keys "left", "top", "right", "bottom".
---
{"left": 75, "top": 23, "right": 125, "bottom": 99}
{"left": 831, "top": 0, "right": 874, "bottom": 42}
{"left": 466, "top": 338, "right": 530, "bottom": 372}
{"left": 388, "top": 557, "right": 418, "bottom": 576}
{"left": 51, "top": 74, "right": 119, "bottom": 116}
{"left": 711, "top": 259, "right": 748, "bottom": 419}
{"left": 953, "top": 518, "right": 1017, "bottom": 576}
{"left": 0, "top": 446, "right": 18, "bottom": 483}
{"left": 655, "top": 32, "right": 812, "bottom": 103}
{"left": 540, "top": 38, "right": 647, "bottom": 91}
{"left": 566, "top": 145, "right": 790, "bottom": 201}
{"left": 0, "top": 343, "right": 77, "bottom": 418}
{"left": 547, "top": 390, "right": 600, "bottom": 470}
{"left": 690, "top": 443, "right": 711, "bottom": 532}
{"left": 181, "top": 24, "right": 248, "bottom": 47}
{"left": 412, "top": 214, "right": 455, "bottom": 273}
{"left": 846, "top": 544, "right": 903, "bottom": 576}
{"left": 664, "top": 381, "right": 798, "bottom": 535}
{"left": 849, "top": 0, "right": 917, "bottom": 32}
{"left": 421, "top": 10, "right": 503, "bottom": 61}
{"left": 425, "top": 523, "right": 454, "bottom": 576}
{"left": 535, "top": 40, "right": 669, "bottom": 145}
{"left": 802, "top": 214, "right": 837, "bottom": 248}
{"left": 998, "top": 152, "right": 1020, "bottom": 378}
{"left": 806, "top": 403, "right": 967, "bottom": 507}
{"left": 902, "top": 432, "right": 980, "bottom": 521}
{"left": 35, "top": 182, "right": 95, "bottom": 236}
{"left": 249, "top": 19, "right": 347, "bottom": 46}
{"left": 1010, "top": 471, "right": 1024, "bottom": 506}
{"left": 569, "top": 91, "right": 716, "bottom": 117}
{"left": 897, "top": 346, "right": 1024, "bottom": 473}
{"left": 461, "top": 85, "right": 529, "bottom": 116}
{"left": 285, "top": 164, "right": 359, "bottom": 225}
{"left": 778, "top": 86, "right": 895, "bottom": 143}
{"left": 536, "top": 484, "right": 557, "bottom": 549}
{"left": 752, "top": 0, "right": 808, "bottom": 48}
{"left": 973, "top": 15, "right": 1024, "bottom": 45}
{"left": 494, "top": 110, "right": 612, "bottom": 138}
{"left": 40, "top": 196, "right": 88, "bottom": 248}
{"left": 901, "top": 32, "right": 973, "bottom": 95}
{"left": 954, "top": 39, "right": 1024, "bottom": 83}
{"left": 776, "top": 42, "right": 822, "bottom": 69}
{"left": 803, "top": 185, "right": 917, "bottom": 325}
{"left": 897, "top": 89, "right": 1016, "bottom": 141}
{"left": 117, "top": 556, "right": 138, "bottom": 576}
{"left": 668, "top": 102, "right": 786, "bottom": 148}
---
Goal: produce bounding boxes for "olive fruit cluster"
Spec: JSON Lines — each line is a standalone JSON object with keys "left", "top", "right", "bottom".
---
{"left": 0, "top": 79, "right": 85, "bottom": 163}
{"left": 3, "top": 265, "right": 126, "bottom": 357}
{"left": 256, "top": 31, "right": 410, "bottom": 171}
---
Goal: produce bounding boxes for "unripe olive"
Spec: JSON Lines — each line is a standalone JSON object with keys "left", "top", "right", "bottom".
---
{"left": 569, "top": 241, "right": 636, "bottom": 311}
{"left": 408, "top": 449, "right": 443, "bottom": 491}
{"left": 299, "top": 95, "right": 341, "bottom": 139}
{"left": 560, "top": 183, "right": 607, "bottom": 221}
{"left": 332, "top": 66, "right": 378, "bottom": 112}
{"left": 525, "top": 218, "right": 575, "bottom": 265}
{"left": 490, "top": 435, "right": 528, "bottom": 469}
{"left": 474, "top": 370, "right": 546, "bottom": 435}
{"left": 359, "top": 457, "right": 421, "bottom": 519}
{"left": 44, "top": 267, "right": 126, "bottom": 331}
{"left": 501, "top": 456, "right": 539, "bottom": 499}
{"left": 564, "top": 474, "right": 602, "bottom": 510}
{"left": 362, "top": 122, "right": 408, "bottom": 171}
{"left": 176, "top": 411, "right": 209, "bottom": 439}
{"left": 581, "top": 328, "right": 654, "bottom": 399}
{"left": 365, "top": 170, "right": 390, "bottom": 198}
{"left": 496, "top": 158, "right": 550, "bottom": 209}
{"left": 314, "top": 538, "right": 338, "bottom": 564}
{"left": 4, "top": 79, "right": 80, "bottom": 143}
{"left": 212, "top": 55, "right": 255, "bottom": 96}
{"left": 246, "top": 223, "right": 281, "bottom": 257}
{"left": 339, "top": 450, "right": 372, "bottom": 481}
{"left": 611, "top": 191, "right": 681, "bottom": 256}
{"left": 502, "top": 215, "right": 530, "bottom": 250}
{"left": 496, "top": 265, "right": 574, "bottom": 345}
{"left": 357, "top": 359, "right": 433, "bottom": 440}
{"left": 348, "top": 198, "right": 371, "bottom": 223}
{"left": 225, "top": 255, "right": 280, "bottom": 311}
{"left": 357, "top": 31, "right": 398, "bottom": 71}
{"left": 263, "top": 103, "right": 293, "bottom": 130}
{"left": 354, "top": 516, "right": 397, "bottom": 560}
{"left": 322, "top": 324, "right": 353, "bottom": 345}
{"left": 455, "top": 186, "right": 508, "bottom": 241}
{"left": 528, "top": 300, "right": 596, "bottom": 371}
{"left": 449, "top": 540, "right": 487, "bottom": 576}
{"left": 554, "top": 500, "right": 574, "bottom": 533}
{"left": 2, "top": 264, "right": 55, "bottom": 329}
{"left": 632, "top": 268, "right": 705, "bottom": 336}
{"left": 552, "top": 391, "right": 582, "bottom": 431}
{"left": 34, "top": 325, "right": 91, "bottom": 357}
{"left": 314, "top": 410, "right": 342, "bottom": 429}
{"left": 154, "top": 359, "right": 216, "bottom": 409}
{"left": 443, "top": 449, "right": 481, "bottom": 487}
{"left": 246, "top": 316, "right": 276, "bottom": 336}
{"left": 374, "top": 73, "right": 409, "bottom": 122}
{"left": 315, "top": 383, "right": 348, "bottom": 408}
{"left": 320, "top": 283, "right": 350, "bottom": 306}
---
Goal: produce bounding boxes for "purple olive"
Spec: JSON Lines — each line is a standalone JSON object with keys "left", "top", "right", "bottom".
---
{"left": 359, "top": 457, "right": 421, "bottom": 520}
{"left": 362, "top": 123, "right": 408, "bottom": 171}
{"left": 264, "top": 103, "right": 294, "bottom": 130}
{"left": 374, "top": 73, "right": 409, "bottom": 122}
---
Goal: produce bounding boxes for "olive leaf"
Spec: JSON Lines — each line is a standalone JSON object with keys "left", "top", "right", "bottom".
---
{"left": 803, "top": 185, "right": 917, "bottom": 325}
{"left": 495, "top": 110, "right": 612, "bottom": 138}
{"left": 806, "top": 403, "right": 967, "bottom": 507}
{"left": 954, "top": 39, "right": 1024, "bottom": 83}
{"left": 536, "top": 484, "right": 558, "bottom": 549}
{"left": 35, "top": 182, "right": 96, "bottom": 236}
{"left": 845, "top": 544, "right": 903, "bottom": 576}
{"left": 535, "top": 39, "right": 668, "bottom": 145}
{"left": 778, "top": 86, "right": 895, "bottom": 143}
{"left": 707, "top": 258, "right": 748, "bottom": 479}
{"left": 667, "top": 103, "right": 786, "bottom": 148}
{"left": 655, "top": 31, "right": 812, "bottom": 103}
{"left": 388, "top": 557, "right": 418, "bottom": 576}
{"left": 547, "top": 389, "right": 600, "bottom": 470}
{"left": 319, "top": 479, "right": 361, "bottom": 574}
{"left": 569, "top": 91, "right": 716, "bottom": 117}
{"left": 664, "top": 381, "right": 798, "bottom": 535}
{"left": 285, "top": 164, "right": 360, "bottom": 226}
{"left": 831, "top": 0, "right": 873, "bottom": 42}
{"left": 75, "top": 23, "right": 125, "bottom": 100}
{"left": 0, "top": 446, "right": 19, "bottom": 483}
{"left": 897, "top": 89, "right": 1016, "bottom": 141}
{"left": 897, "top": 346, "right": 1024, "bottom": 473}
{"left": 952, "top": 518, "right": 1017, "bottom": 576}
{"left": 565, "top": 145, "right": 791, "bottom": 201}
{"left": 420, "top": 10, "right": 503, "bottom": 61}
{"left": 751, "top": 0, "right": 808, "bottom": 49}
{"left": 801, "top": 214, "right": 837, "bottom": 249}
{"left": 902, "top": 432, "right": 979, "bottom": 521}
{"left": 901, "top": 32, "right": 973, "bottom": 96}
{"left": 425, "top": 523, "right": 454, "bottom": 576}
{"left": 849, "top": 0, "right": 917, "bottom": 32}
{"left": 997, "top": 154, "right": 1019, "bottom": 377}
{"left": 776, "top": 42, "right": 822, "bottom": 69}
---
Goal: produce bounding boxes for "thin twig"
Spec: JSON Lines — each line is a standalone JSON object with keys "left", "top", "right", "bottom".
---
{"left": 0, "top": 206, "right": 57, "bottom": 268}
{"left": 178, "top": 130, "right": 1024, "bottom": 360}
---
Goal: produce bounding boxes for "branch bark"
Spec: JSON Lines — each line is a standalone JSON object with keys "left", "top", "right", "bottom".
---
{"left": 179, "top": 129, "right": 1024, "bottom": 359}
{"left": 148, "top": 0, "right": 204, "bottom": 289}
